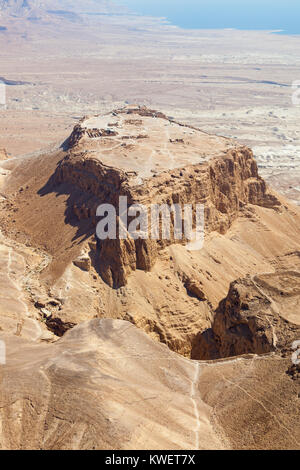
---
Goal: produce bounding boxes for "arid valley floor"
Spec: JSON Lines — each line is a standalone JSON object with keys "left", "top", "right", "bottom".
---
{"left": 0, "top": 0, "right": 299, "bottom": 451}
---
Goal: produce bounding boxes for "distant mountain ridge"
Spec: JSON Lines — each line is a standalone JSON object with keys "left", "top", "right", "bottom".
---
{"left": 0, "top": 0, "right": 125, "bottom": 18}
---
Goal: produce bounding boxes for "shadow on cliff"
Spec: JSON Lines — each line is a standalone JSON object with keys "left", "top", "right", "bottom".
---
{"left": 38, "top": 168, "right": 95, "bottom": 244}
{"left": 60, "top": 135, "right": 72, "bottom": 152}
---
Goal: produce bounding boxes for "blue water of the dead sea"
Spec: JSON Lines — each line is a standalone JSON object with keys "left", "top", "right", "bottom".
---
{"left": 119, "top": 0, "right": 300, "bottom": 35}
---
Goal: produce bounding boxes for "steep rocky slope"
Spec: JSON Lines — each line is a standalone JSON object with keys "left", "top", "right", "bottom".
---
{"left": 0, "top": 319, "right": 299, "bottom": 450}
{"left": 193, "top": 272, "right": 300, "bottom": 360}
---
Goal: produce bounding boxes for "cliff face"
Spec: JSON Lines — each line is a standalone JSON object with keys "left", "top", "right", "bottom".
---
{"left": 52, "top": 107, "right": 281, "bottom": 288}
{"left": 193, "top": 271, "right": 300, "bottom": 360}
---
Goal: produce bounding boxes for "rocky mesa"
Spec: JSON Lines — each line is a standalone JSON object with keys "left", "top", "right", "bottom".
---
{"left": 0, "top": 106, "right": 299, "bottom": 365}
{"left": 52, "top": 106, "right": 281, "bottom": 289}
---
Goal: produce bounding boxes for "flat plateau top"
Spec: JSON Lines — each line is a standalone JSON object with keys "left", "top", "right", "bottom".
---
{"left": 73, "top": 108, "right": 236, "bottom": 182}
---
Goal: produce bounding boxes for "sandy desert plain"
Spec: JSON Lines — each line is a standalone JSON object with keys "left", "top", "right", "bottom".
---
{"left": 0, "top": 1, "right": 299, "bottom": 451}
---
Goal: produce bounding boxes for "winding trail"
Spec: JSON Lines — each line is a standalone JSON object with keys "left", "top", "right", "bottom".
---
{"left": 190, "top": 361, "right": 201, "bottom": 449}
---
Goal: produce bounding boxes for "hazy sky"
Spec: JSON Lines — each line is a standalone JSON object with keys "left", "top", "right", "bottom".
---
{"left": 119, "top": 0, "right": 300, "bottom": 33}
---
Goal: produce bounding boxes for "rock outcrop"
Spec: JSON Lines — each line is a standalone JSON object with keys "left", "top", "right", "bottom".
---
{"left": 193, "top": 271, "right": 300, "bottom": 360}
{"left": 73, "top": 254, "right": 91, "bottom": 272}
